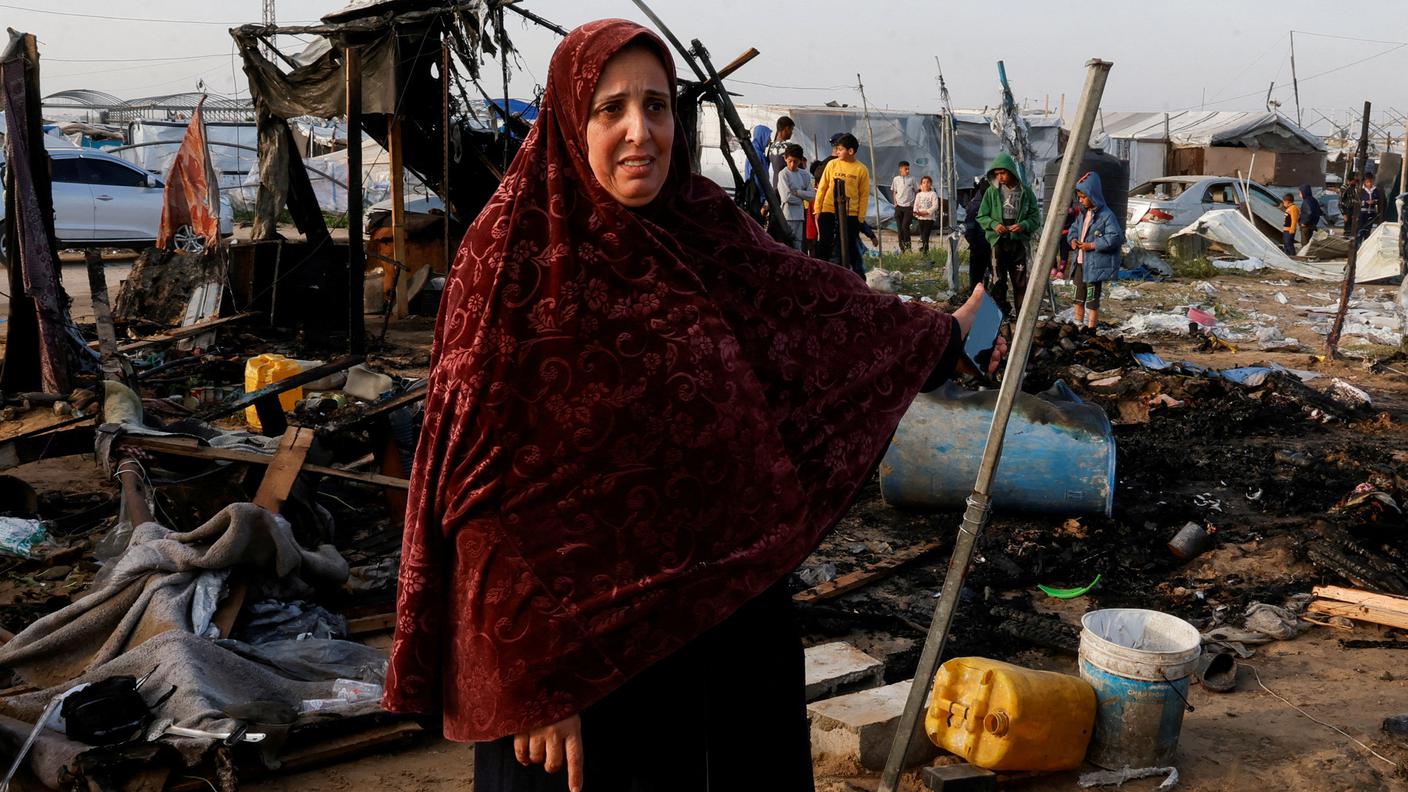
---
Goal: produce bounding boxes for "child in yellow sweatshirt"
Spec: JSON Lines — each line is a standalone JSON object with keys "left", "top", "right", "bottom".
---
{"left": 812, "top": 133, "right": 869, "bottom": 277}
{"left": 1281, "top": 193, "right": 1300, "bottom": 256}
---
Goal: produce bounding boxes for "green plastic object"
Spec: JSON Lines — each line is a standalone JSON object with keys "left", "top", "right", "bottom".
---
{"left": 1038, "top": 574, "right": 1101, "bottom": 600}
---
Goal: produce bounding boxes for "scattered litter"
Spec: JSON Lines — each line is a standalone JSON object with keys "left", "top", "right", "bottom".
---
{"left": 1193, "top": 281, "right": 1217, "bottom": 297}
{"left": 1186, "top": 307, "right": 1216, "bottom": 327}
{"left": 0, "top": 517, "right": 49, "bottom": 558}
{"left": 798, "top": 563, "right": 838, "bottom": 587}
{"left": 1119, "top": 312, "right": 1192, "bottom": 336}
{"left": 1108, "top": 284, "right": 1141, "bottom": 301}
{"left": 1274, "top": 292, "right": 1289, "bottom": 304}
{"left": 1038, "top": 575, "right": 1102, "bottom": 600}
{"left": 1213, "top": 257, "right": 1266, "bottom": 273}
{"left": 1079, "top": 766, "right": 1179, "bottom": 789}
{"left": 865, "top": 268, "right": 904, "bottom": 294}
{"left": 1133, "top": 351, "right": 1171, "bottom": 370}
{"left": 1328, "top": 379, "right": 1372, "bottom": 410}
{"left": 1254, "top": 326, "right": 1301, "bottom": 351}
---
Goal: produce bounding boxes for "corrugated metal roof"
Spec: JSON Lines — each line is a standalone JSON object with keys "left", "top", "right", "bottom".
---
{"left": 1095, "top": 110, "right": 1324, "bottom": 152}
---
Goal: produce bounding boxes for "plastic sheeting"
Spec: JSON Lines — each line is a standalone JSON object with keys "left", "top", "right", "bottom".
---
{"left": 1170, "top": 209, "right": 1403, "bottom": 283}
{"left": 240, "top": 138, "right": 434, "bottom": 214}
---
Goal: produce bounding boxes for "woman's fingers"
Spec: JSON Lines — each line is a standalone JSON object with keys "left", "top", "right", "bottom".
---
{"left": 543, "top": 729, "right": 564, "bottom": 773}
{"left": 565, "top": 730, "right": 585, "bottom": 792}
{"left": 529, "top": 732, "right": 547, "bottom": 764}
{"left": 514, "top": 732, "right": 530, "bottom": 765}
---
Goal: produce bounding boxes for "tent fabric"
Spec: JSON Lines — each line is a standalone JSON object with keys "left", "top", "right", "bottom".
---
{"left": 1094, "top": 111, "right": 1324, "bottom": 153}
{"left": 156, "top": 100, "right": 222, "bottom": 251}
{"left": 1169, "top": 209, "right": 1402, "bottom": 282}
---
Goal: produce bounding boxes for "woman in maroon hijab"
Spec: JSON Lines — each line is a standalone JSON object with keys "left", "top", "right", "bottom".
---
{"left": 385, "top": 18, "right": 998, "bottom": 791}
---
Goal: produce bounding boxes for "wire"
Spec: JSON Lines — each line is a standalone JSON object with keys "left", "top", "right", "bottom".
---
{"left": 47, "top": 57, "right": 228, "bottom": 80}
{"left": 47, "top": 54, "right": 226, "bottom": 63}
{"left": 1180, "top": 41, "right": 1408, "bottom": 112}
{"left": 1292, "top": 30, "right": 1408, "bottom": 47}
{"left": 730, "top": 78, "right": 854, "bottom": 92}
{"left": 0, "top": 2, "right": 313, "bottom": 26}
{"left": 1246, "top": 664, "right": 1399, "bottom": 769}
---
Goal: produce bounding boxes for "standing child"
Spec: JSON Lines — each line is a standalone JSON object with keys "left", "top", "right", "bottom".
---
{"left": 813, "top": 133, "right": 870, "bottom": 277}
{"left": 976, "top": 153, "right": 1040, "bottom": 311}
{"left": 1067, "top": 171, "right": 1123, "bottom": 331}
{"left": 891, "top": 161, "right": 918, "bottom": 252}
{"left": 775, "top": 143, "right": 815, "bottom": 251}
{"left": 1280, "top": 193, "right": 1300, "bottom": 256}
{"left": 913, "top": 176, "right": 939, "bottom": 255}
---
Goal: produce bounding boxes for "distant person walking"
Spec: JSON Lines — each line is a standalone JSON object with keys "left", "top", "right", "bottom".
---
{"left": 1358, "top": 172, "right": 1385, "bottom": 244}
{"left": 775, "top": 144, "right": 815, "bottom": 250}
{"left": 1297, "top": 184, "right": 1323, "bottom": 246}
{"left": 976, "top": 153, "right": 1040, "bottom": 311}
{"left": 963, "top": 176, "right": 991, "bottom": 292}
{"left": 1280, "top": 193, "right": 1300, "bottom": 256}
{"left": 765, "top": 116, "right": 796, "bottom": 176}
{"left": 913, "top": 176, "right": 939, "bottom": 255}
{"left": 891, "top": 161, "right": 918, "bottom": 252}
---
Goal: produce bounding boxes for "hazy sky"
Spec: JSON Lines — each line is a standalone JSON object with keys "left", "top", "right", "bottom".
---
{"left": 13, "top": 0, "right": 1408, "bottom": 135}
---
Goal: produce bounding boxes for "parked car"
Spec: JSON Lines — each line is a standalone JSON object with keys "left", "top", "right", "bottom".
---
{"left": 1125, "top": 175, "right": 1285, "bottom": 252}
{"left": 0, "top": 147, "right": 233, "bottom": 256}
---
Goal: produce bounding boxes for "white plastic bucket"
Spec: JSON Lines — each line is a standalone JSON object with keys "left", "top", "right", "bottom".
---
{"left": 1078, "top": 609, "right": 1201, "bottom": 769}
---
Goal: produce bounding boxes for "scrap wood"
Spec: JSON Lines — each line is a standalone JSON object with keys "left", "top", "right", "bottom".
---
{"left": 85, "top": 311, "right": 259, "bottom": 353}
{"left": 793, "top": 540, "right": 946, "bottom": 604}
{"left": 346, "top": 612, "right": 396, "bottom": 636}
{"left": 0, "top": 423, "right": 95, "bottom": 471}
{"left": 1307, "top": 600, "right": 1408, "bottom": 631}
{"left": 113, "top": 434, "right": 411, "bottom": 490}
{"left": 1312, "top": 585, "right": 1408, "bottom": 614}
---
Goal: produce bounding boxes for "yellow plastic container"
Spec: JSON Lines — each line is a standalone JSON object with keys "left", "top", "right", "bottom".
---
{"left": 925, "top": 656, "right": 1096, "bottom": 772}
{"left": 244, "top": 354, "right": 303, "bottom": 430}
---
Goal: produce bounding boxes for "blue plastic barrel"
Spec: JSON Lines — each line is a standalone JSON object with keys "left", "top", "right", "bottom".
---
{"left": 878, "top": 381, "right": 1115, "bottom": 517}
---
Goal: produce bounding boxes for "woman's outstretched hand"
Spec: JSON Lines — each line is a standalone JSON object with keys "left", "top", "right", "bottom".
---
{"left": 514, "top": 715, "right": 583, "bottom": 791}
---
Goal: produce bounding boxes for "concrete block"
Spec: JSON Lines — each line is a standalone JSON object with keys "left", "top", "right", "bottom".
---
{"left": 804, "top": 641, "right": 885, "bottom": 702}
{"left": 809, "top": 679, "right": 939, "bottom": 771}
{"left": 922, "top": 764, "right": 997, "bottom": 791}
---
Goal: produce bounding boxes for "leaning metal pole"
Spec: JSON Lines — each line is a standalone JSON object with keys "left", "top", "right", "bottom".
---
{"left": 876, "top": 58, "right": 1113, "bottom": 792}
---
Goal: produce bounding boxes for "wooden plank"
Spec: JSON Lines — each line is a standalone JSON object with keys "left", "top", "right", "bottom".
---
{"left": 388, "top": 115, "right": 412, "bottom": 319}
{"left": 1311, "top": 585, "right": 1408, "bottom": 615}
{"left": 196, "top": 354, "right": 362, "bottom": 421}
{"left": 84, "top": 248, "right": 122, "bottom": 381}
{"left": 253, "top": 427, "right": 315, "bottom": 511}
{"left": 1307, "top": 599, "right": 1408, "bottom": 631}
{"left": 347, "top": 612, "right": 396, "bottom": 636}
{"left": 86, "top": 311, "right": 258, "bottom": 352}
{"left": 793, "top": 541, "right": 946, "bottom": 605}
{"left": 113, "top": 435, "right": 411, "bottom": 489}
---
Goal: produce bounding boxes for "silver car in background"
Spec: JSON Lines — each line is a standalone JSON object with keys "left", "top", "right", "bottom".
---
{"left": 1125, "top": 175, "right": 1286, "bottom": 252}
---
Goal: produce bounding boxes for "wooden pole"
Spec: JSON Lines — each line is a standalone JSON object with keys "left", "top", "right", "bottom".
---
{"left": 388, "top": 116, "right": 410, "bottom": 319}
{"left": 857, "top": 73, "right": 882, "bottom": 256}
{"left": 442, "top": 36, "right": 453, "bottom": 274}
{"left": 345, "top": 46, "right": 366, "bottom": 355}
{"left": 1290, "top": 31, "right": 1303, "bottom": 127}
{"left": 1327, "top": 100, "right": 1373, "bottom": 357}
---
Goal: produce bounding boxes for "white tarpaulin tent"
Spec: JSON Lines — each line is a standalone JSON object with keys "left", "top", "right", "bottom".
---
{"left": 121, "top": 120, "right": 258, "bottom": 197}
{"left": 238, "top": 138, "right": 432, "bottom": 214}
{"left": 1170, "top": 209, "right": 1403, "bottom": 283}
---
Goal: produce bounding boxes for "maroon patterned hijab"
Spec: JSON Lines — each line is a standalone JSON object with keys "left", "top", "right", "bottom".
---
{"left": 384, "top": 19, "right": 960, "bottom": 740}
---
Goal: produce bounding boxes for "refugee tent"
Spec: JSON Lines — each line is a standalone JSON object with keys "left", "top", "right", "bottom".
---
{"left": 122, "top": 119, "right": 259, "bottom": 201}
{"left": 1094, "top": 111, "right": 1326, "bottom": 191}
{"left": 238, "top": 137, "right": 433, "bottom": 215}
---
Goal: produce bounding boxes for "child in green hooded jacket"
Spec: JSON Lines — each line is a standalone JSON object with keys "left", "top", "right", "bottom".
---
{"left": 975, "top": 152, "right": 1041, "bottom": 311}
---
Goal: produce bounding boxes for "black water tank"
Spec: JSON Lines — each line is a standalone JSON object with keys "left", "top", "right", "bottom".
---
{"left": 1043, "top": 148, "right": 1129, "bottom": 226}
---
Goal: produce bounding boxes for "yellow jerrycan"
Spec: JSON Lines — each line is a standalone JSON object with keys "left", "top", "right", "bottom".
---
{"left": 244, "top": 354, "right": 303, "bottom": 431}
{"left": 925, "top": 656, "right": 1096, "bottom": 771}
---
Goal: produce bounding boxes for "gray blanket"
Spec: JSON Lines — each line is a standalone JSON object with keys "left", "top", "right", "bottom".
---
{"left": 0, "top": 503, "right": 348, "bottom": 688}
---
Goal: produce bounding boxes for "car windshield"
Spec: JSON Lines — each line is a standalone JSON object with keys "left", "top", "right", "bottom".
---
{"left": 1131, "top": 180, "right": 1191, "bottom": 200}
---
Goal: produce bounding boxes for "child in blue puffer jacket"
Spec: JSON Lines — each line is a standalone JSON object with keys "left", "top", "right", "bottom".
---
{"left": 1067, "top": 171, "right": 1124, "bottom": 330}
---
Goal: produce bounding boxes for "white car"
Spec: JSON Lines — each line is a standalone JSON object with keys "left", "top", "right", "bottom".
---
{"left": 1125, "top": 176, "right": 1286, "bottom": 252}
{"left": 2, "top": 147, "right": 233, "bottom": 254}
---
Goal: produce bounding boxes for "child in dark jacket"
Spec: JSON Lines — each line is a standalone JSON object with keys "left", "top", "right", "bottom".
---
{"left": 1067, "top": 171, "right": 1124, "bottom": 331}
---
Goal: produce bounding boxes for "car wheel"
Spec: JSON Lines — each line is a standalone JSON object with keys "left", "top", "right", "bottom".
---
{"left": 173, "top": 224, "right": 207, "bottom": 255}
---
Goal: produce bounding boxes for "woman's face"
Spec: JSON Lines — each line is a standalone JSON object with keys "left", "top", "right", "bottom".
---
{"left": 586, "top": 46, "right": 674, "bottom": 208}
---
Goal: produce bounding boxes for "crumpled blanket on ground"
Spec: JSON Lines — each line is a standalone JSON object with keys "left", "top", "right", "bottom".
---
{"left": 0, "top": 630, "right": 385, "bottom": 778}
{"left": 1201, "top": 601, "right": 1308, "bottom": 657}
{"left": 0, "top": 503, "right": 348, "bottom": 688}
